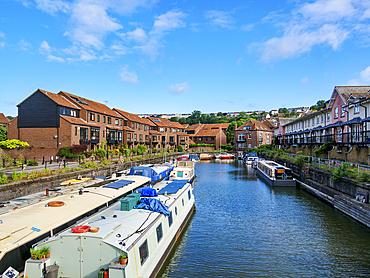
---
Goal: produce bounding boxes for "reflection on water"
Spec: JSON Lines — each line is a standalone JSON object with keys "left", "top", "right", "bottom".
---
{"left": 159, "top": 160, "right": 370, "bottom": 278}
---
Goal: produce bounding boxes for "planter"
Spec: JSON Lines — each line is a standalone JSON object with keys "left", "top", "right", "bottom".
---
{"left": 119, "top": 258, "right": 128, "bottom": 265}
{"left": 44, "top": 252, "right": 50, "bottom": 259}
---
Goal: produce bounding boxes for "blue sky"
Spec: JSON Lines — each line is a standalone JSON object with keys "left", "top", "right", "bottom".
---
{"left": 1, "top": 0, "right": 370, "bottom": 117}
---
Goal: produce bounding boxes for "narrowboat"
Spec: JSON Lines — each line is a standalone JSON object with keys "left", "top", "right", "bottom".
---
{"left": 0, "top": 175, "right": 151, "bottom": 274}
{"left": 127, "top": 163, "right": 174, "bottom": 184}
{"left": 23, "top": 180, "right": 195, "bottom": 278}
{"left": 256, "top": 160, "right": 296, "bottom": 187}
{"left": 169, "top": 163, "right": 195, "bottom": 183}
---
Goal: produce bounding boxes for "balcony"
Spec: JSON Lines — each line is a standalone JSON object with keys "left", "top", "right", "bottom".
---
{"left": 145, "top": 141, "right": 150, "bottom": 145}
{"left": 80, "top": 139, "right": 91, "bottom": 144}
{"left": 91, "top": 139, "right": 99, "bottom": 144}
{"left": 169, "top": 141, "right": 176, "bottom": 145}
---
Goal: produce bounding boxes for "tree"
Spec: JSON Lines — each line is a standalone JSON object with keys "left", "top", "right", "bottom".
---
{"left": 169, "top": 117, "right": 179, "bottom": 122}
{"left": 217, "top": 112, "right": 223, "bottom": 116}
{"left": 0, "top": 126, "right": 7, "bottom": 141}
{"left": 6, "top": 116, "right": 14, "bottom": 120}
{"left": 278, "top": 107, "right": 289, "bottom": 114}
{"left": 239, "top": 112, "right": 246, "bottom": 117}
{"left": 311, "top": 100, "right": 326, "bottom": 110}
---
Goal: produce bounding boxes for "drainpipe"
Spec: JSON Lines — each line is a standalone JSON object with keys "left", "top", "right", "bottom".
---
{"left": 360, "top": 103, "right": 368, "bottom": 141}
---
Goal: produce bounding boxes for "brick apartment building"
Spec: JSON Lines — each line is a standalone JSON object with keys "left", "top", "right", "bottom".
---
{"left": 234, "top": 119, "right": 274, "bottom": 156}
{"left": 185, "top": 123, "right": 229, "bottom": 149}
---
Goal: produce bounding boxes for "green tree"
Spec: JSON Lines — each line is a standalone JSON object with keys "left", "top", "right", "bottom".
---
{"left": 278, "top": 107, "right": 289, "bottom": 114}
{"left": 239, "top": 112, "right": 246, "bottom": 117}
{"left": 217, "top": 112, "right": 223, "bottom": 116}
{"left": 311, "top": 100, "right": 326, "bottom": 110}
{"left": 169, "top": 117, "right": 179, "bottom": 122}
{"left": 6, "top": 116, "right": 14, "bottom": 120}
{"left": 0, "top": 126, "right": 7, "bottom": 141}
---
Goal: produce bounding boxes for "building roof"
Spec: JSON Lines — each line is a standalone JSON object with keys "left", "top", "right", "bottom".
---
{"left": 194, "top": 128, "right": 221, "bottom": 137}
{"left": 203, "top": 123, "right": 230, "bottom": 130}
{"left": 262, "top": 120, "right": 277, "bottom": 129}
{"left": 113, "top": 108, "right": 145, "bottom": 124}
{"left": 159, "top": 118, "right": 185, "bottom": 129}
{"left": 0, "top": 113, "right": 10, "bottom": 124}
{"left": 329, "top": 86, "right": 370, "bottom": 109}
{"left": 60, "top": 115, "right": 95, "bottom": 126}
{"left": 59, "top": 91, "right": 121, "bottom": 118}
{"left": 149, "top": 130, "right": 161, "bottom": 135}
{"left": 236, "top": 119, "right": 273, "bottom": 131}
{"left": 140, "top": 117, "right": 156, "bottom": 127}
{"left": 124, "top": 126, "right": 134, "bottom": 132}
{"left": 177, "top": 132, "right": 189, "bottom": 136}
{"left": 148, "top": 117, "right": 169, "bottom": 127}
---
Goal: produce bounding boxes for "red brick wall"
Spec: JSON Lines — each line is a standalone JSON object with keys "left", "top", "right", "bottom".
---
{"left": 4, "top": 147, "right": 61, "bottom": 161}
{"left": 7, "top": 117, "right": 18, "bottom": 140}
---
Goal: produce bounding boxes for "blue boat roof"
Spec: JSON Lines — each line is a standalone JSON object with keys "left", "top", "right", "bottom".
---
{"left": 103, "top": 180, "right": 135, "bottom": 189}
{"left": 158, "top": 180, "right": 188, "bottom": 195}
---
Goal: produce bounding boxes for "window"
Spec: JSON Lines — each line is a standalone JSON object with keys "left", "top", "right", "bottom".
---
{"left": 75, "top": 127, "right": 77, "bottom": 136}
{"left": 188, "top": 190, "right": 191, "bottom": 200}
{"left": 127, "top": 133, "right": 131, "bottom": 141}
{"left": 156, "top": 224, "right": 163, "bottom": 243}
{"left": 120, "top": 120, "right": 122, "bottom": 126}
{"left": 145, "top": 135, "right": 149, "bottom": 141}
{"left": 168, "top": 211, "right": 173, "bottom": 227}
{"left": 108, "top": 117, "right": 111, "bottom": 124}
{"left": 317, "top": 116, "right": 320, "bottom": 123}
{"left": 139, "top": 240, "right": 149, "bottom": 265}
{"left": 80, "top": 128, "right": 88, "bottom": 140}
{"left": 355, "top": 104, "right": 360, "bottom": 114}
{"left": 248, "top": 143, "right": 251, "bottom": 148}
{"left": 259, "top": 133, "right": 262, "bottom": 142}
{"left": 334, "top": 107, "right": 338, "bottom": 118}
{"left": 248, "top": 133, "right": 251, "bottom": 139}
{"left": 238, "top": 143, "right": 241, "bottom": 148}
{"left": 182, "top": 199, "right": 184, "bottom": 206}
{"left": 341, "top": 105, "right": 346, "bottom": 117}
{"left": 327, "top": 112, "right": 330, "bottom": 121}
{"left": 97, "top": 115, "right": 100, "bottom": 122}
{"left": 103, "top": 116, "right": 106, "bottom": 123}
{"left": 139, "top": 134, "right": 143, "bottom": 142}
{"left": 267, "top": 134, "right": 270, "bottom": 144}
{"left": 321, "top": 114, "right": 324, "bottom": 122}
{"left": 134, "top": 134, "right": 137, "bottom": 141}
{"left": 115, "top": 119, "right": 119, "bottom": 125}
{"left": 175, "top": 206, "right": 177, "bottom": 215}
{"left": 160, "top": 127, "right": 164, "bottom": 132}
{"left": 90, "top": 113, "right": 95, "bottom": 121}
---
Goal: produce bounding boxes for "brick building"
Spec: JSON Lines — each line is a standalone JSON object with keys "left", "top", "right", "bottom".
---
{"left": 234, "top": 120, "right": 274, "bottom": 156}
{"left": 0, "top": 113, "right": 10, "bottom": 128}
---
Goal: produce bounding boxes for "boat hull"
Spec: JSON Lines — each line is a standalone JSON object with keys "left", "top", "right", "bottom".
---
{"left": 256, "top": 167, "right": 296, "bottom": 187}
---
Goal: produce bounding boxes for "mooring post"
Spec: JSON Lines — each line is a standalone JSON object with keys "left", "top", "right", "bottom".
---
{"left": 42, "top": 156, "right": 45, "bottom": 165}
{"left": 2, "top": 159, "right": 5, "bottom": 168}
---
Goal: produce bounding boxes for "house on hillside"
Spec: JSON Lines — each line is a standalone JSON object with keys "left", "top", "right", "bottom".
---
{"left": 0, "top": 113, "right": 10, "bottom": 128}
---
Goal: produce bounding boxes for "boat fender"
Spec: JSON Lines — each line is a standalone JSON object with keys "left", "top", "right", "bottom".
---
{"left": 282, "top": 174, "right": 287, "bottom": 180}
{"left": 71, "top": 225, "right": 91, "bottom": 233}
{"left": 48, "top": 201, "right": 65, "bottom": 207}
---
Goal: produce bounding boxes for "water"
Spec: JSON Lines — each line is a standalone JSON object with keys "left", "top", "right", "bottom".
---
{"left": 159, "top": 160, "right": 370, "bottom": 278}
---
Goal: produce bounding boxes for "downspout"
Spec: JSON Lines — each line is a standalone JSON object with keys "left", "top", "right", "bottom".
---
{"left": 360, "top": 103, "right": 367, "bottom": 142}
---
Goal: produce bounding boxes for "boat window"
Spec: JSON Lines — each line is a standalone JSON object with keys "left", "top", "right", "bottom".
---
{"left": 188, "top": 190, "right": 191, "bottom": 200}
{"left": 177, "top": 171, "right": 183, "bottom": 178}
{"left": 156, "top": 223, "right": 163, "bottom": 243}
{"left": 182, "top": 199, "right": 184, "bottom": 206}
{"left": 175, "top": 206, "right": 177, "bottom": 215}
{"left": 139, "top": 240, "right": 149, "bottom": 265}
{"left": 168, "top": 211, "right": 173, "bottom": 227}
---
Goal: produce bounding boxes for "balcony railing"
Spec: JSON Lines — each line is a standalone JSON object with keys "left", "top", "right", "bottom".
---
{"left": 80, "top": 139, "right": 91, "bottom": 144}
{"left": 275, "top": 131, "right": 370, "bottom": 146}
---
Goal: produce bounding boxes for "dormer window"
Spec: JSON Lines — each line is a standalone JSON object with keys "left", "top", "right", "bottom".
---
{"left": 354, "top": 104, "right": 360, "bottom": 114}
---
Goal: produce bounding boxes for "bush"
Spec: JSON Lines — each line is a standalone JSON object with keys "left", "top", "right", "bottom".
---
{"left": 70, "top": 144, "right": 88, "bottom": 154}
{"left": 177, "top": 145, "right": 183, "bottom": 152}
{"left": 27, "top": 160, "right": 38, "bottom": 166}
{"left": 0, "top": 172, "right": 7, "bottom": 184}
{"left": 332, "top": 163, "right": 349, "bottom": 182}
{"left": 294, "top": 155, "right": 305, "bottom": 171}
{"left": 189, "top": 144, "right": 215, "bottom": 147}
{"left": 0, "top": 139, "right": 29, "bottom": 149}
{"left": 152, "top": 148, "right": 157, "bottom": 153}
{"left": 97, "top": 148, "right": 107, "bottom": 157}
{"left": 314, "top": 143, "right": 330, "bottom": 157}
{"left": 84, "top": 152, "right": 92, "bottom": 158}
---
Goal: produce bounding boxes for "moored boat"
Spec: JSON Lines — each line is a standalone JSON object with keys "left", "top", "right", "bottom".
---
{"left": 176, "top": 154, "right": 189, "bottom": 161}
{"left": 0, "top": 175, "right": 151, "bottom": 273}
{"left": 256, "top": 160, "right": 296, "bottom": 187}
{"left": 243, "top": 152, "right": 258, "bottom": 165}
{"left": 169, "top": 163, "right": 195, "bottom": 182}
{"left": 199, "top": 153, "right": 213, "bottom": 160}
{"left": 127, "top": 163, "right": 174, "bottom": 184}
{"left": 23, "top": 180, "right": 195, "bottom": 278}
{"left": 215, "top": 152, "right": 235, "bottom": 159}
{"left": 188, "top": 154, "right": 199, "bottom": 162}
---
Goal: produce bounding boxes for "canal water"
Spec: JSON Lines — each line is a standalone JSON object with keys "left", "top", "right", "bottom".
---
{"left": 159, "top": 160, "right": 370, "bottom": 278}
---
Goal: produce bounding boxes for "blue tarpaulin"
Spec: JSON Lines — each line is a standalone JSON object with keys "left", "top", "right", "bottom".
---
{"left": 134, "top": 198, "right": 170, "bottom": 216}
{"left": 103, "top": 180, "right": 134, "bottom": 189}
{"left": 141, "top": 188, "right": 158, "bottom": 197}
{"left": 158, "top": 180, "right": 188, "bottom": 195}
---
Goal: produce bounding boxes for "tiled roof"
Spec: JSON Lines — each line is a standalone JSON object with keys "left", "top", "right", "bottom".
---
{"left": 194, "top": 129, "right": 221, "bottom": 137}
{"left": 149, "top": 130, "right": 161, "bottom": 135}
{"left": 185, "top": 124, "right": 204, "bottom": 130}
{"left": 148, "top": 117, "right": 168, "bottom": 127}
{"left": 335, "top": 86, "right": 370, "bottom": 101}
{"left": 0, "top": 113, "right": 10, "bottom": 124}
{"left": 236, "top": 120, "right": 273, "bottom": 131}
{"left": 124, "top": 126, "right": 134, "bottom": 132}
{"left": 106, "top": 125, "right": 122, "bottom": 130}
{"left": 60, "top": 116, "right": 94, "bottom": 126}
{"left": 38, "top": 89, "right": 80, "bottom": 110}
{"left": 262, "top": 120, "right": 277, "bottom": 129}
{"left": 59, "top": 91, "right": 121, "bottom": 118}
{"left": 113, "top": 108, "right": 145, "bottom": 124}
{"left": 203, "top": 123, "right": 230, "bottom": 129}
{"left": 177, "top": 132, "right": 189, "bottom": 136}
{"left": 140, "top": 117, "right": 156, "bottom": 127}
{"left": 159, "top": 118, "right": 185, "bottom": 129}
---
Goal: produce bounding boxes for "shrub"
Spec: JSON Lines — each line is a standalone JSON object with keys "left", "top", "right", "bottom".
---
{"left": 70, "top": 144, "right": 88, "bottom": 154}
{"left": 177, "top": 145, "right": 183, "bottom": 152}
{"left": 294, "top": 155, "right": 305, "bottom": 171}
{"left": 84, "top": 152, "right": 92, "bottom": 158}
{"left": 0, "top": 172, "right": 7, "bottom": 184}
{"left": 97, "top": 148, "right": 107, "bottom": 157}
{"left": 332, "top": 163, "right": 349, "bottom": 182}
{"left": 27, "top": 160, "right": 38, "bottom": 166}
{"left": 314, "top": 143, "right": 330, "bottom": 157}
{"left": 152, "top": 148, "right": 157, "bottom": 153}
{"left": 0, "top": 139, "right": 29, "bottom": 149}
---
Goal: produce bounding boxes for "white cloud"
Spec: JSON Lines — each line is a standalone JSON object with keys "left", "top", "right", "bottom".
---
{"left": 205, "top": 10, "right": 235, "bottom": 29}
{"left": 360, "top": 66, "right": 370, "bottom": 82}
{"left": 18, "top": 39, "right": 32, "bottom": 51}
{"left": 0, "top": 42, "right": 5, "bottom": 48}
{"left": 151, "top": 9, "right": 187, "bottom": 34}
{"left": 0, "top": 32, "right": 5, "bottom": 39}
{"left": 169, "top": 81, "right": 189, "bottom": 95}
{"left": 241, "top": 24, "right": 254, "bottom": 31}
{"left": 39, "top": 41, "right": 65, "bottom": 62}
{"left": 35, "top": 0, "right": 70, "bottom": 14}
{"left": 347, "top": 79, "right": 361, "bottom": 85}
{"left": 125, "top": 28, "right": 147, "bottom": 43}
{"left": 258, "top": 24, "right": 348, "bottom": 62}
{"left": 120, "top": 65, "right": 138, "bottom": 83}
{"left": 255, "top": 0, "right": 370, "bottom": 62}
{"left": 301, "top": 77, "right": 309, "bottom": 84}
{"left": 236, "top": 57, "right": 242, "bottom": 66}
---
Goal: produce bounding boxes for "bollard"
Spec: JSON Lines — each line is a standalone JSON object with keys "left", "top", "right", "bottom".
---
{"left": 42, "top": 156, "right": 45, "bottom": 165}
{"left": 25, "top": 157, "right": 27, "bottom": 164}
{"left": 3, "top": 159, "right": 5, "bottom": 168}
{"left": 79, "top": 157, "right": 81, "bottom": 164}
{"left": 64, "top": 160, "right": 66, "bottom": 168}
{"left": 45, "top": 162, "right": 47, "bottom": 169}
{"left": 13, "top": 158, "right": 16, "bottom": 166}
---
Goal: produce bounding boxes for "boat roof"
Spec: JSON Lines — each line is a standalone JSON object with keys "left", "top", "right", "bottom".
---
{"left": 259, "top": 160, "right": 290, "bottom": 170}
{"left": 42, "top": 180, "right": 192, "bottom": 253}
{"left": 0, "top": 175, "right": 150, "bottom": 259}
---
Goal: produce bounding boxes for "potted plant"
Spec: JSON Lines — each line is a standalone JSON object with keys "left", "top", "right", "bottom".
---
{"left": 30, "top": 248, "right": 43, "bottom": 260}
{"left": 40, "top": 246, "right": 50, "bottom": 258}
{"left": 119, "top": 254, "right": 128, "bottom": 265}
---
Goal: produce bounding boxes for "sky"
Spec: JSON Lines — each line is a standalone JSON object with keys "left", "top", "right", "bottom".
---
{"left": 1, "top": 0, "right": 370, "bottom": 117}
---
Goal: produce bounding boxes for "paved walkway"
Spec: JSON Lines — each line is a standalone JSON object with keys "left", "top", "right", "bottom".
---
{"left": 0, "top": 161, "right": 80, "bottom": 175}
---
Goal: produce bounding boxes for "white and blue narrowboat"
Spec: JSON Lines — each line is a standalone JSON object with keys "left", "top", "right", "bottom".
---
{"left": 256, "top": 160, "right": 296, "bottom": 187}
{"left": 127, "top": 163, "right": 174, "bottom": 185}
{"left": 23, "top": 180, "right": 195, "bottom": 278}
